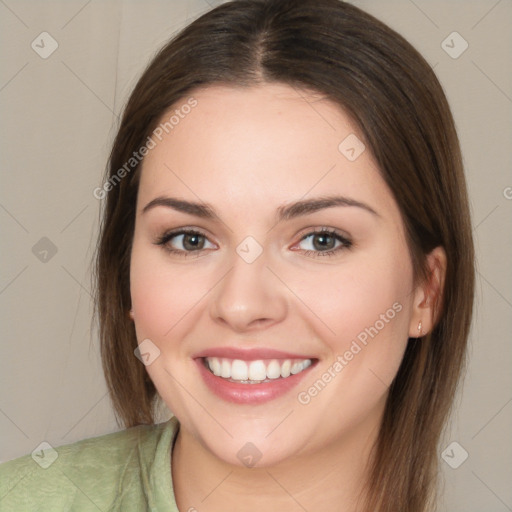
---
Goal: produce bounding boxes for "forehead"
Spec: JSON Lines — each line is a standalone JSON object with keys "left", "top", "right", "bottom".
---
{"left": 138, "top": 83, "right": 398, "bottom": 221}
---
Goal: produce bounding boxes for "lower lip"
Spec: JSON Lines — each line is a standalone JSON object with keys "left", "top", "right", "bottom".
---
{"left": 195, "top": 358, "right": 316, "bottom": 404}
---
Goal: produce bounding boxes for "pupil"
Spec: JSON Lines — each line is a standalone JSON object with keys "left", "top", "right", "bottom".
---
{"left": 184, "top": 234, "right": 204, "bottom": 250}
{"left": 313, "top": 234, "right": 334, "bottom": 251}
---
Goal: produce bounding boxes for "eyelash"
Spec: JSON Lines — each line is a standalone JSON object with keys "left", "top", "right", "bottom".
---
{"left": 297, "top": 227, "right": 352, "bottom": 258}
{"left": 154, "top": 227, "right": 352, "bottom": 259}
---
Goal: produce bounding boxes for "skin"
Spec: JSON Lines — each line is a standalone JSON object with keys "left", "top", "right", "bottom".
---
{"left": 129, "top": 83, "right": 446, "bottom": 511}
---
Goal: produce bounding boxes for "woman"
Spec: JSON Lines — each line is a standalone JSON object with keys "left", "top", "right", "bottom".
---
{"left": 0, "top": 0, "right": 474, "bottom": 510}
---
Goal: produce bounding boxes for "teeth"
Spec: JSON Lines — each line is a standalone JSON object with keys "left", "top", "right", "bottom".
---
{"left": 281, "top": 359, "right": 291, "bottom": 378}
{"left": 266, "top": 360, "right": 281, "bottom": 379}
{"left": 205, "top": 357, "right": 313, "bottom": 382}
{"left": 231, "top": 359, "right": 248, "bottom": 380}
{"left": 221, "top": 359, "right": 231, "bottom": 378}
{"left": 209, "top": 357, "right": 221, "bottom": 376}
{"left": 248, "top": 360, "right": 267, "bottom": 380}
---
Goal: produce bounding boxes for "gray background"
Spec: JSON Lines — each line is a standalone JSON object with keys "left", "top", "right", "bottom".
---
{"left": 0, "top": 0, "right": 511, "bottom": 510}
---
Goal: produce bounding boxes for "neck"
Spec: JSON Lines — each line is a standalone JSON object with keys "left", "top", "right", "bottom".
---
{"left": 171, "top": 402, "right": 384, "bottom": 512}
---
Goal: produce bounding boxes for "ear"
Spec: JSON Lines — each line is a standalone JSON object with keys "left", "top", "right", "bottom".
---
{"left": 408, "top": 246, "right": 447, "bottom": 338}
{"left": 128, "top": 309, "right": 135, "bottom": 321}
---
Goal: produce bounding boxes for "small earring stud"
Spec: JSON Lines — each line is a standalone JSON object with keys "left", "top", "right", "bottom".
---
{"left": 417, "top": 321, "right": 423, "bottom": 336}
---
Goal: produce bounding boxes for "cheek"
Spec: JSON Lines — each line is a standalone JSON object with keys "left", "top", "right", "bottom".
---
{"left": 129, "top": 241, "right": 201, "bottom": 343}
{"left": 286, "top": 244, "right": 414, "bottom": 392}
{"left": 290, "top": 253, "right": 413, "bottom": 430}
{"left": 292, "top": 255, "right": 411, "bottom": 342}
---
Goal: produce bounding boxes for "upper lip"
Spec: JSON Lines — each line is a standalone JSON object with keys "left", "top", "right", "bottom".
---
{"left": 193, "top": 347, "right": 316, "bottom": 361}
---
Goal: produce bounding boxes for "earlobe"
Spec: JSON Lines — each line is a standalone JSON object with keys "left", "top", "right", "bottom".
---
{"left": 128, "top": 309, "right": 135, "bottom": 321}
{"left": 408, "top": 246, "right": 447, "bottom": 338}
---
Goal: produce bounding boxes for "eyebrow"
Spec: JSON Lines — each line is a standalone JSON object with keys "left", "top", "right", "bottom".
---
{"left": 142, "top": 195, "right": 379, "bottom": 221}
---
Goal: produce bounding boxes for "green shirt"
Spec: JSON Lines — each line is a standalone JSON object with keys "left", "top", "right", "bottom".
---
{"left": 0, "top": 416, "right": 180, "bottom": 511}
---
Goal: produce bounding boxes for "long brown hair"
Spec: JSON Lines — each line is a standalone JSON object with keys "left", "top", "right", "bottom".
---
{"left": 94, "top": 1, "right": 475, "bottom": 510}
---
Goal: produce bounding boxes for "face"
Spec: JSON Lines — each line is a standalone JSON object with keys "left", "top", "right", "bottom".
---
{"left": 130, "top": 83, "right": 421, "bottom": 468}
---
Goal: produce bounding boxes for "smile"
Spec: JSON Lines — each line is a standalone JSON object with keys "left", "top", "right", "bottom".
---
{"left": 195, "top": 354, "right": 317, "bottom": 404}
{"left": 203, "top": 357, "right": 313, "bottom": 383}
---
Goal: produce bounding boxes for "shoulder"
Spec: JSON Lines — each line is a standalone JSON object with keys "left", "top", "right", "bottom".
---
{"left": 0, "top": 416, "right": 180, "bottom": 511}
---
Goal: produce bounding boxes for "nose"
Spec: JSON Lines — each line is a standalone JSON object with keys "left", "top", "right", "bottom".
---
{"left": 209, "top": 248, "right": 288, "bottom": 333}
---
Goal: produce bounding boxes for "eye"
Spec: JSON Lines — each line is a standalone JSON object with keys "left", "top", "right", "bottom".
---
{"left": 154, "top": 227, "right": 351, "bottom": 258}
{"left": 294, "top": 228, "right": 352, "bottom": 258}
{"left": 155, "top": 229, "right": 216, "bottom": 256}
